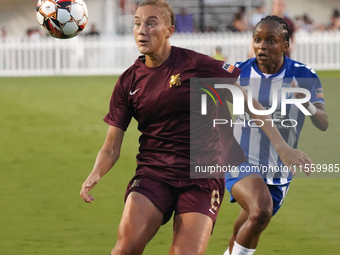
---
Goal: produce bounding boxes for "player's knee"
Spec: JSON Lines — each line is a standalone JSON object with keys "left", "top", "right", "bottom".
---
{"left": 112, "top": 240, "right": 143, "bottom": 255}
{"left": 170, "top": 244, "right": 205, "bottom": 255}
{"left": 249, "top": 207, "right": 272, "bottom": 231}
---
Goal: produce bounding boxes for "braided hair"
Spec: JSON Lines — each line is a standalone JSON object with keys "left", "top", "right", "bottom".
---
{"left": 254, "top": 15, "right": 290, "bottom": 42}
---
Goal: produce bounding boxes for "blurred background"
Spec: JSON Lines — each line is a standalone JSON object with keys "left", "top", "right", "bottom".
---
{"left": 1, "top": 0, "right": 339, "bottom": 36}
{"left": 0, "top": 0, "right": 340, "bottom": 76}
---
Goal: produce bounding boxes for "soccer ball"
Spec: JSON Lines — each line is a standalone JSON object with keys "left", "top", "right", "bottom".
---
{"left": 36, "top": 0, "right": 88, "bottom": 39}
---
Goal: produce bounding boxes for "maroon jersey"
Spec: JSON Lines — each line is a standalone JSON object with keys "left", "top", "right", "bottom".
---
{"left": 104, "top": 46, "right": 245, "bottom": 180}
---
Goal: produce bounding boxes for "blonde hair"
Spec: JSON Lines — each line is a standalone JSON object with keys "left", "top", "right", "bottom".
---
{"left": 137, "top": 0, "right": 175, "bottom": 26}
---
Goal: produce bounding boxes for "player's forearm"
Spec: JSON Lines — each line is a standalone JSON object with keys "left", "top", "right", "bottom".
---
{"left": 89, "top": 147, "right": 120, "bottom": 179}
{"left": 245, "top": 97, "right": 312, "bottom": 172}
{"left": 309, "top": 103, "right": 329, "bottom": 131}
{"left": 87, "top": 126, "right": 124, "bottom": 179}
{"left": 246, "top": 98, "right": 290, "bottom": 154}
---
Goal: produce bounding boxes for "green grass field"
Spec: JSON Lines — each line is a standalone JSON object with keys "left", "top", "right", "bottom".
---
{"left": 1, "top": 71, "right": 339, "bottom": 255}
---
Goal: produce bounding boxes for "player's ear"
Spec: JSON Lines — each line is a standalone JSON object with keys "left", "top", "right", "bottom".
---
{"left": 166, "top": 25, "right": 175, "bottom": 39}
{"left": 283, "top": 40, "right": 290, "bottom": 54}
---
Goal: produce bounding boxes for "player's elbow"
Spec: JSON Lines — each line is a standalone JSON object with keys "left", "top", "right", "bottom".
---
{"left": 101, "top": 145, "right": 121, "bottom": 161}
{"left": 316, "top": 120, "right": 329, "bottom": 132}
{"left": 320, "top": 122, "right": 329, "bottom": 132}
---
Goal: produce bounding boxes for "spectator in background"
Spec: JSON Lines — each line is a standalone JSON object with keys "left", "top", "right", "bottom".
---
{"left": 26, "top": 28, "right": 41, "bottom": 41}
{"left": 271, "top": 0, "right": 295, "bottom": 57}
{"left": 119, "top": 0, "right": 136, "bottom": 15}
{"left": 175, "top": 8, "right": 194, "bottom": 33}
{"left": 328, "top": 9, "right": 340, "bottom": 31}
{"left": 120, "top": 0, "right": 125, "bottom": 11}
{"left": 294, "top": 15, "right": 303, "bottom": 31}
{"left": 250, "top": 5, "right": 266, "bottom": 30}
{"left": 301, "top": 14, "right": 315, "bottom": 32}
{"left": 231, "top": 13, "right": 248, "bottom": 32}
{"left": 86, "top": 24, "right": 100, "bottom": 37}
{"left": 230, "top": 6, "right": 248, "bottom": 32}
{"left": 295, "top": 14, "right": 315, "bottom": 32}
{"left": 227, "top": 7, "right": 248, "bottom": 33}
{"left": 0, "top": 27, "right": 7, "bottom": 41}
{"left": 212, "top": 46, "right": 227, "bottom": 61}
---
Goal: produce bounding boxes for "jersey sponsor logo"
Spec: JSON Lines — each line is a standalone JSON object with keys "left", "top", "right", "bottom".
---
{"left": 169, "top": 73, "right": 181, "bottom": 87}
{"left": 222, "top": 62, "right": 235, "bottom": 73}
{"left": 129, "top": 88, "right": 141, "bottom": 95}
{"left": 316, "top": 88, "right": 324, "bottom": 98}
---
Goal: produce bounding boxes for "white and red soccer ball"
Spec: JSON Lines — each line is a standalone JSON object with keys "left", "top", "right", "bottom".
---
{"left": 36, "top": 0, "right": 88, "bottom": 39}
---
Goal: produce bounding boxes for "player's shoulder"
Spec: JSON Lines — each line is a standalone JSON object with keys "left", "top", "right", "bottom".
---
{"left": 234, "top": 58, "right": 255, "bottom": 79}
{"left": 235, "top": 58, "right": 254, "bottom": 70}
{"left": 117, "top": 66, "right": 133, "bottom": 84}
{"left": 173, "top": 46, "right": 205, "bottom": 58}
{"left": 117, "top": 56, "right": 144, "bottom": 85}
{"left": 173, "top": 46, "right": 212, "bottom": 66}
{"left": 174, "top": 46, "right": 240, "bottom": 78}
{"left": 285, "top": 57, "right": 319, "bottom": 78}
{"left": 172, "top": 46, "right": 194, "bottom": 54}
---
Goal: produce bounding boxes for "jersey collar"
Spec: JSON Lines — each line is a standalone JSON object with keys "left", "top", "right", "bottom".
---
{"left": 252, "top": 56, "right": 290, "bottom": 78}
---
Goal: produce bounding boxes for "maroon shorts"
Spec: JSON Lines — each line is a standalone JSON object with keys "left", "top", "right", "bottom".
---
{"left": 124, "top": 175, "right": 224, "bottom": 225}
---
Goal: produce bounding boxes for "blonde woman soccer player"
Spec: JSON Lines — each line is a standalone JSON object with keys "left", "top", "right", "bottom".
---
{"left": 80, "top": 2, "right": 313, "bottom": 254}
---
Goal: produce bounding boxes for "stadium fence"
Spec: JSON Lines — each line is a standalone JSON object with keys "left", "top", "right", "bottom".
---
{"left": 0, "top": 30, "right": 340, "bottom": 76}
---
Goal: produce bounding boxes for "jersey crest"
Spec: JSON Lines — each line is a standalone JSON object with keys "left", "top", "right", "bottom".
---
{"left": 169, "top": 73, "right": 181, "bottom": 87}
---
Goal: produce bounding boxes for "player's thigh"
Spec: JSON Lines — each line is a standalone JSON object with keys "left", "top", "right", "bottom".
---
{"left": 225, "top": 162, "right": 263, "bottom": 204}
{"left": 174, "top": 179, "right": 224, "bottom": 223}
{"left": 170, "top": 212, "right": 213, "bottom": 255}
{"left": 125, "top": 176, "right": 176, "bottom": 224}
{"left": 231, "top": 174, "right": 273, "bottom": 214}
{"left": 117, "top": 191, "right": 163, "bottom": 246}
{"left": 170, "top": 180, "right": 224, "bottom": 255}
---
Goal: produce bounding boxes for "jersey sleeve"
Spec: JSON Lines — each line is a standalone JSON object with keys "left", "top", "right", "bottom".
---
{"left": 307, "top": 78, "right": 325, "bottom": 104}
{"left": 103, "top": 76, "right": 133, "bottom": 131}
{"left": 196, "top": 54, "right": 241, "bottom": 80}
{"left": 295, "top": 67, "right": 325, "bottom": 105}
{"left": 195, "top": 54, "right": 241, "bottom": 100}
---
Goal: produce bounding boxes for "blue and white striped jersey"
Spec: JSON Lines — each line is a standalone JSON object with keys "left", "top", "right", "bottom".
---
{"left": 234, "top": 56, "right": 325, "bottom": 184}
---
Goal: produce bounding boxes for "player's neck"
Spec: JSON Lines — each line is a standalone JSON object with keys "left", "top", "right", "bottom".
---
{"left": 145, "top": 45, "right": 172, "bottom": 67}
{"left": 257, "top": 57, "right": 284, "bottom": 74}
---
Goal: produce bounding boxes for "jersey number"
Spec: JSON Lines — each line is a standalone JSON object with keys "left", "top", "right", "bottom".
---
{"left": 279, "top": 186, "right": 290, "bottom": 206}
{"left": 211, "top": 190, "right": 220, "bottom": 210}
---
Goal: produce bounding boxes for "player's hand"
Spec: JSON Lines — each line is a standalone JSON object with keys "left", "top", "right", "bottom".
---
{"left": 279, "top": 146, "right": 312, "bottom": 176}
{"left": 80, "top": 174, "right": 100, "bottom": 203}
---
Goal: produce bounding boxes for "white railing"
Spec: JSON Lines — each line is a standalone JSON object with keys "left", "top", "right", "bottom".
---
{"left": 293, "top": 31, "right": 340, "bottom": 70}
{"left": 0, "top": 30, "right": 339, "bottom": 77}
